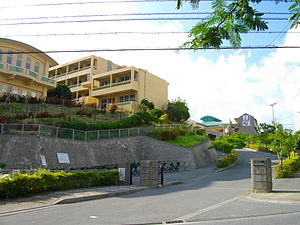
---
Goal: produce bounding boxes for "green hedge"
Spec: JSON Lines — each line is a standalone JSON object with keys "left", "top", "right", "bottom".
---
{"left": 274, "top": 155, "right": 300, "bottom": 179}
{"left": 216, "top": 150, "right": 238, "bottom": 168}
{"left": 0, "top": 170, "right": 119, "bottom": 199}
{"left": 58, "top": 112, "right": 156, "bottom": 131}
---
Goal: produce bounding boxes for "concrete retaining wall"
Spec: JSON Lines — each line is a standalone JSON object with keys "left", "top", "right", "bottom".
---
{"left": 0, "top": 135, "right": 217, "bottom": 170}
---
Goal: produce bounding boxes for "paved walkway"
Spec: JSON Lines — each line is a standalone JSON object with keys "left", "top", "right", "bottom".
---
{"left": 0, "top": 165, "right": 299, "bottom": 215}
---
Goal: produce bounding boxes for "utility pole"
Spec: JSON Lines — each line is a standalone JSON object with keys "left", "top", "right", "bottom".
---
{"left": 269, "top": 102, "right": 277, "bottom": 125}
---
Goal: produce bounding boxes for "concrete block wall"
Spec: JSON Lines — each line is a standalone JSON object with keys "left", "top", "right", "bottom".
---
{"left": 0, "top": 135, "right": 217, "bottom": 170}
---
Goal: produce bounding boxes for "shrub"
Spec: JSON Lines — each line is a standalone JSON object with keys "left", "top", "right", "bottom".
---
{"left": 63, "top": 99, "right": 75, "bottom": 107}
{"left": 0, "top": 116, "right": 14, "bottom": 123}
{"left": 76, "top": 109, "right": 92, "bottom": 117}
{"left": 274, "top": 155, "right": 300, "bottom": 178}
{"left": 28, "top": 97, "right": 38, "bottom": 104}
{"left": 53, "top": 112, "right": 65, "bottom": 118}
{"left": 179, "top": 130, "right": 186, "bottom": 136}
{"left": 195, "top": 129, "right": 206, "bottom": 135}
{"left": 0, "top": 163, "right": 6, "bottom": 169}
{"left": 46, "top": 96, "right": 62, "bottom": 105}
{"left": 109, "top": 104, "right": 118, "bottom": 114}
{"left": 35, "top": 111, "right": 51, "bottom": 118}
{"left": 160, "top": 129, "right": 178, "bottom": 140}
{"left": 150, "top": 108, "right": 164, "bottom": 118}
{"left": 216, "top": 150, "right": 237, "bottom": 168}
{"left": 0, "top": 169, "right": 119, "bottom": 199}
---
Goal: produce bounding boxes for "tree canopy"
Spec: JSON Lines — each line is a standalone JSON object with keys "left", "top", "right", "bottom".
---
{"left": 47, "top": 84, "right": 72, "bottom": 100}
{"left": 167, "top": 97, "right": 190, "bottom": 122}
{"left": 176, "top": 0, "right": 300, "bottom": 49}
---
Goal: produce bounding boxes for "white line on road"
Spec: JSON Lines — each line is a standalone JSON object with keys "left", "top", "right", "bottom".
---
{"left": 174, "top": 197, "right": 239, "bottom": 221}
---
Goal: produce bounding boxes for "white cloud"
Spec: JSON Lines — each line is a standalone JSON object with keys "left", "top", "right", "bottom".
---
{"left": 1, "top": 1, "right": 300, "bottom": 130}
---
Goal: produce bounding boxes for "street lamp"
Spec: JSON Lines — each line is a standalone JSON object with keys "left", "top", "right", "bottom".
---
{"left": 269, "top": 102, "right": 277, "bottom": 125}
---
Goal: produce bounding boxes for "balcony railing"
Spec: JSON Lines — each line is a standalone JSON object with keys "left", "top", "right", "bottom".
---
{"left": 0, "top": 63, "right": 56, "bottom": 86}
{"left": 93, "top": 81, "right": 131, "bottom": 91}
{"left": 51, "top": 66, "right": 92, "bottom": 79}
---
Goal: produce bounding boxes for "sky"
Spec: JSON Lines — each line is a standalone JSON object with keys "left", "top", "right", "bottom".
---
{"left": 0, "top": 0, "right": 300, "bottom": 130}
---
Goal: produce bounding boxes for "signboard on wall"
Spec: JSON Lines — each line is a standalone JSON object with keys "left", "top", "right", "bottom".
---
{"left": 40, "top": 155, "right": 47, "bottom": 166}
{"left": 118, "top": 168, "right": 126, "bottom": 181}
{"left": 57, "top": 153, "right": 70, "bottom": 164}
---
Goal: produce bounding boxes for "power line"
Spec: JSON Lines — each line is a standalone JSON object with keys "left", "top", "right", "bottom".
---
{"left": 2, "top": 31, "right": 300, "bottom": 38}
{"left": 0, "top": 12, "right": 293, "bottom": 22}
{"left": 0, "top": 46, "right": 299, "bottom": 54}
{"left": 0, "top": 17, "right": 290, "bottom": 26}
{"left": 1, "top": 0, "right": 294, "bottom": 9}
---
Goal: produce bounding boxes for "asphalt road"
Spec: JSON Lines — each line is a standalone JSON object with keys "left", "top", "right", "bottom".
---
{"left": 1, "top": 149, "right": 299, "bottom": 225}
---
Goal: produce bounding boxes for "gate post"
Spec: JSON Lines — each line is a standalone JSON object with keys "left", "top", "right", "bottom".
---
{"left": 140, "top": 160, "right": 159, "bottom": 187}
{"left": 251, "top": 158, "right": 272, "bottom": 193}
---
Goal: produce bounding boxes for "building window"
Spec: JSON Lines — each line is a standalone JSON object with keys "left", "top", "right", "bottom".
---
{"left": 119, "top": 94, "right": 135, "bottom": 103}
{"left": 31, "top": 91, "right": 36, "bottom": 97}
{"left": 101, "top": 80, "right": 110, "bottom": 86}
{"left": 242, "top": 115, "right": 250, "bottom": 126}
{"left": 26, "top": 57, "right": 31, "bottom": 69}
{"left": 22, "top": 89, "right": 28, "bottom": 96}
{"left": 100, "top": 98, "right": 115, "bottom": 109}
{"left": 119, "top": 76, "right": 130, "bottom": 82}
{"left": 2, "top": 84, "right": 8, "bottom": 93}
{"left": 6, "top": 51, "right": 13, "bottom": 65}
{"left": 16, "top": 54, "right": 22, "bottom": 67}
{"left": 0, "top": 50, "right": 2, "bottom": 62}
{"left": 12, "top": 86, "right": 18, "bottom": 95}
{"left": 34, "top": 62, "right": 40, "bottom": 74}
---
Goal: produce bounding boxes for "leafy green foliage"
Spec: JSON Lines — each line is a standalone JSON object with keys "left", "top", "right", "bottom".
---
{"left": 167, "top": 98, "right": 190, "bottom": 122}
{"left": 138, "top": 99, "right": 155, "bottom": 112}
{"left": 274, "top": 155, "right": 300, "bottom": 178}
{"left": 216, "top": 149, "right": 237, "bottom": 168}
{"left": 150, "top": 108, "right": 164, "bottom": 118}
{"left": 0, "top": 170, "right": 119, "bottom": 199}
{"left": 0, "top": 163, "right": 6, "bottom": 169}
{"left": 176, "top": 0, "right": 298, "bottom": 49}
{"left": 288, "top": 0, "right": 300, "bottom": 28}
{"left": 58, "top": 111, "right": 156, "bottom": 130}
{"left": 210, "top": 133, "right": 247, "bottom": 153}
{"left": 47, "top": 84, "right": 73, "bottom": 100}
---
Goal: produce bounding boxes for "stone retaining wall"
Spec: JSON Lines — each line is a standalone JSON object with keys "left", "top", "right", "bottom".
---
{"left": 0, "top": 135, "right": 217, "bottom": 170}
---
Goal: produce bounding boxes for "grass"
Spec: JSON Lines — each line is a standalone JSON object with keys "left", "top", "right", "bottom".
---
{"left": 0, "top": 102, "right": 129, "bottom": 125}
{"left": 165, "top": 134, "right": 207, "bottom": 147}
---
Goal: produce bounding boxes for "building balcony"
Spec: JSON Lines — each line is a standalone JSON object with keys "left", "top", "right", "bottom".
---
{"left": 50, "top": 66, "right": 95, "bottom": 80}
{"left": 107, "top": 101, "right": 137, "bottom": 111}
{"left": 0, "top": 63, "right": 56, "bottom": 88}
{"left": 91, "top": 80, "right": 138, "bottom": 97}
{"left": 68, "top": 83, "right": 89, "bottom": 92}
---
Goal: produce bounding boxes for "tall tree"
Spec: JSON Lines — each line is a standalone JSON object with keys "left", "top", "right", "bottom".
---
{"left": 167, "top": 97, "right": 190, "bottom": 122}
{"left": 176, "top": 0, "right": 300, "bottom": 49}
{"left": 47, "top": 84, "right": 72, "bottom": 100}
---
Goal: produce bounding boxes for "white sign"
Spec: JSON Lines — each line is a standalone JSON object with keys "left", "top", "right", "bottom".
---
{"left": 40, "top": 155, "right": 47, "bottom": 166}
{"left": 118, "top": 168, "right": 126, "bottom": 181}
{"left": 57, "top": 153, "right": 70, "bottom": 164}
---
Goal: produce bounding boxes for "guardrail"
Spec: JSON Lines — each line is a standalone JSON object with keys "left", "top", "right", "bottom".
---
{"left": 0, "top": 123, "right": 151, "bottom": 141}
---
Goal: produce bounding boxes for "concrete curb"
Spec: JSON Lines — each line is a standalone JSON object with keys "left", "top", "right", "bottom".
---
{"left": 247, "top": 193, "right": 300, "bottom": 204}
{"left": 55, "top": 181, "right": 184, "bottom": 204}
{"left": 216, "top": 158, "right": 240, "bottom": 173}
